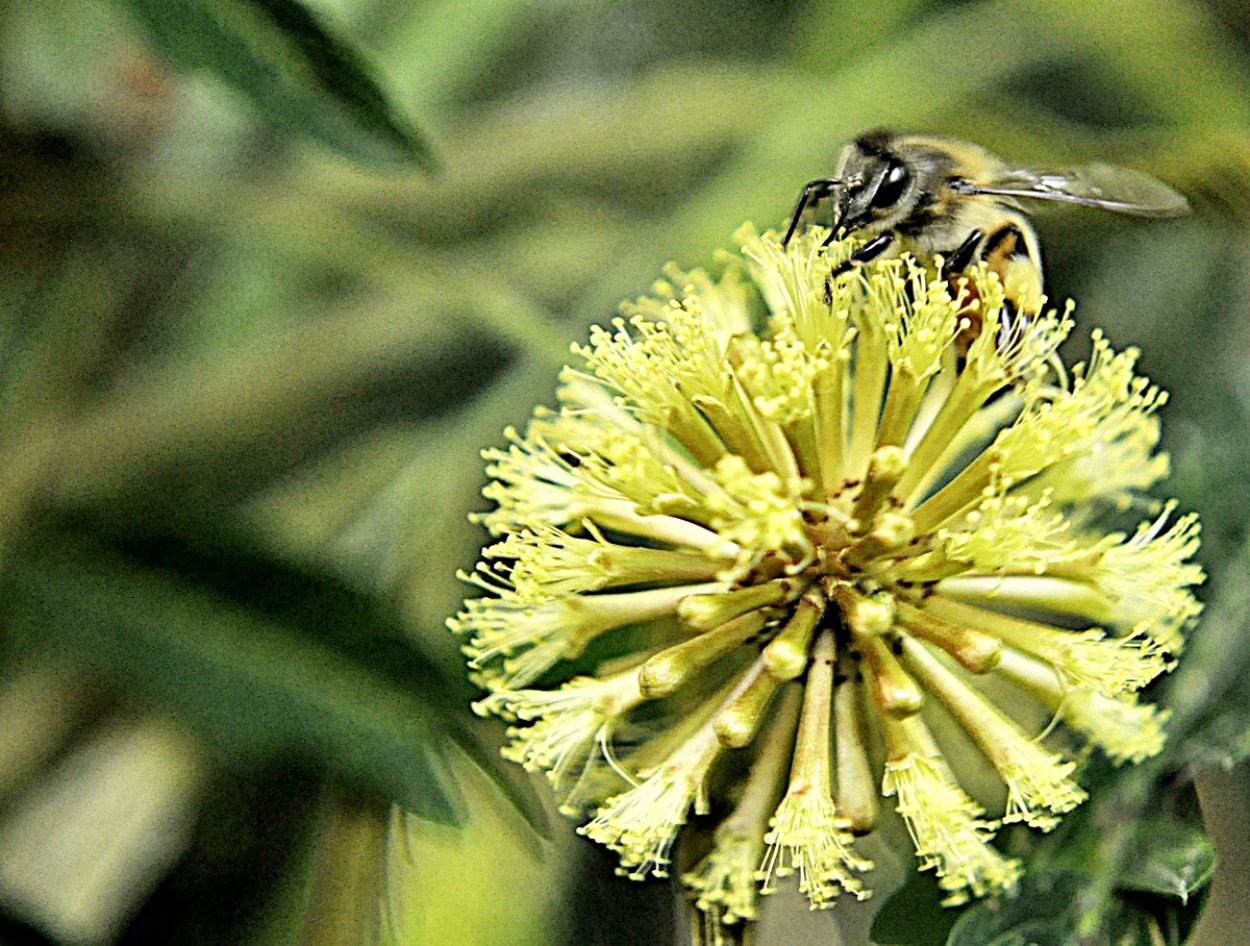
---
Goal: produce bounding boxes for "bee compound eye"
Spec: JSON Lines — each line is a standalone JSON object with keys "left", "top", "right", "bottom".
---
{"left": 872, "top": 159, "right": 911, "bottom": 209}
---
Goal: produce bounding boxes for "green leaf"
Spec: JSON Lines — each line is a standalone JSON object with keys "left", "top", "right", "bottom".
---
{"left": 1120, "top": 817, "right": 1217, "bottom": 904}
{"left": 110, "top": 0, "right": 436, "bottom": 168}
{"left": 2, "top": 530, "right": 476, "bottom": 825}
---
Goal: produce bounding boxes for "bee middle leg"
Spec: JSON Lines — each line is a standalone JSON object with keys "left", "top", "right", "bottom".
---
{"left": 822, "top": 232, "right": 895, "bottom": 305}
{"left": 827, "top": 232, "right": 894, "bottom": 274}
{"left": 938, "top": 230, "right": 987, "bottom": 357}
{"left": 940, "top": 229, "right": 984, "bottom": 281}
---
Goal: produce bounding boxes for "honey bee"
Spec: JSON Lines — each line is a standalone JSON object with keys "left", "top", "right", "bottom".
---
{"left": 783, "top": 131, "right": 1189, "bottom": 336}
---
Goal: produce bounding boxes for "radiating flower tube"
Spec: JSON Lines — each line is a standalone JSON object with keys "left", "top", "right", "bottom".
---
{"left": 448, "top": 225, "right": 1203, "bottom": 939}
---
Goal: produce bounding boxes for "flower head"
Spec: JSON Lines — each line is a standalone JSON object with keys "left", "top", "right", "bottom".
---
{"left": 450, "top": 225, "right": 1202, "bottom": 937}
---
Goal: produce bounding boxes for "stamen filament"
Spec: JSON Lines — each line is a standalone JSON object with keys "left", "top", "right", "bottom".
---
{"left": 680, "top": 578, "right": 804, "bottom": 632}
{"left": 834, "top": 671, "right": 877, "bottom": 833}
{"left": 860, "top": 635, "right": 923, "bottom": 717}
{"left": 763, "top": 586, "right": 826, "bottom": 681}
{"left": 850, "top": 446, "right": 908, "bottom": 532}
{"left": 812, "top": 350, "right": 848, "bottom": 495}
{"left": 640, "top": 610, "right": 768, "bottom": 699}
{"left": 899, "top": 637, "right": 1085, "bottom": 829}
{"left": 895, "top": 601, "right": 1002, "bottom": 673}
{"left": 715, "top": 657, "right": 782, "bottom": 748}
{"left": 693, "top": 394, "right": 774, "bottom": 477}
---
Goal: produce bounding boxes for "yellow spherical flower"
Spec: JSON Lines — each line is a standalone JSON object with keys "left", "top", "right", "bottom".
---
{"left": 448, "top": 225, "right": 1203, "bottom": 937}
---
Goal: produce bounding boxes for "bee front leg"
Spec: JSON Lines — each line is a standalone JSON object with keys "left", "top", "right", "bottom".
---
{"left": 783, "top": 178, "right": 842, "bottom": 245}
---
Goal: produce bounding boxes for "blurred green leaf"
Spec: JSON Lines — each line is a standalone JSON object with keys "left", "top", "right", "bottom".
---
{"left": 368, "top": 0, "right": 543, "bottom": 116}
{"left": 1120, "top": 816, "right": 1217, "bottom": 903}
{"left": 946, "top": 871, "right": 1083, "bottom": 946}
{"left": 1003, "top": 0, "right": 1250, "bottom": 130}
{"left": 948, "top": 752, "right": 1211, "bottom": 946}
{"left": 0, "top": 528, "right": 546, "bottom": 829}
{"left": 110, "top": 0, "right": 436, "bottom": 168}
{"left": 47, "top": 291, "right": 514, "bottom": 522}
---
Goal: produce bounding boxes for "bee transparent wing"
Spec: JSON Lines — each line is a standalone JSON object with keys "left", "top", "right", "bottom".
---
{"left": 955, "top": 163, "right": 1190, "bottom": 217}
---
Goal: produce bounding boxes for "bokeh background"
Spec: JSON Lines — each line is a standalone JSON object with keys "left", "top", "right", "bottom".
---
{"left": 1, "top": 0, "right": 1249, "bottom": 944}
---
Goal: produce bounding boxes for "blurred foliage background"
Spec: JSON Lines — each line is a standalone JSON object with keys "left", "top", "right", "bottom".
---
{"left": 1, "top": 0, "right": 1250, "bottom": 944}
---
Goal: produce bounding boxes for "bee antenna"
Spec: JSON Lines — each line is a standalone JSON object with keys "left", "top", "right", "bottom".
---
{"left": 783, "top": 177, "right": 842, "bottom": 246}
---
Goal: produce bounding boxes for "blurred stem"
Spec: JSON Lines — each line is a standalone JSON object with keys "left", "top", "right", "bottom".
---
{"left": 0, "top": 661, "right": 98, "bottom": 802}
{"left": 1189, "top": 764, "right": 1250, "bottom": 946}
{"left": 301, "top": 789, "right": 391, "bottom": 946}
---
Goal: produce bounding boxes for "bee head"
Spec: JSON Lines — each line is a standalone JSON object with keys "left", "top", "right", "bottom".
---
{"left": 832, "top": 133, "right": 926, "bottom": 236}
